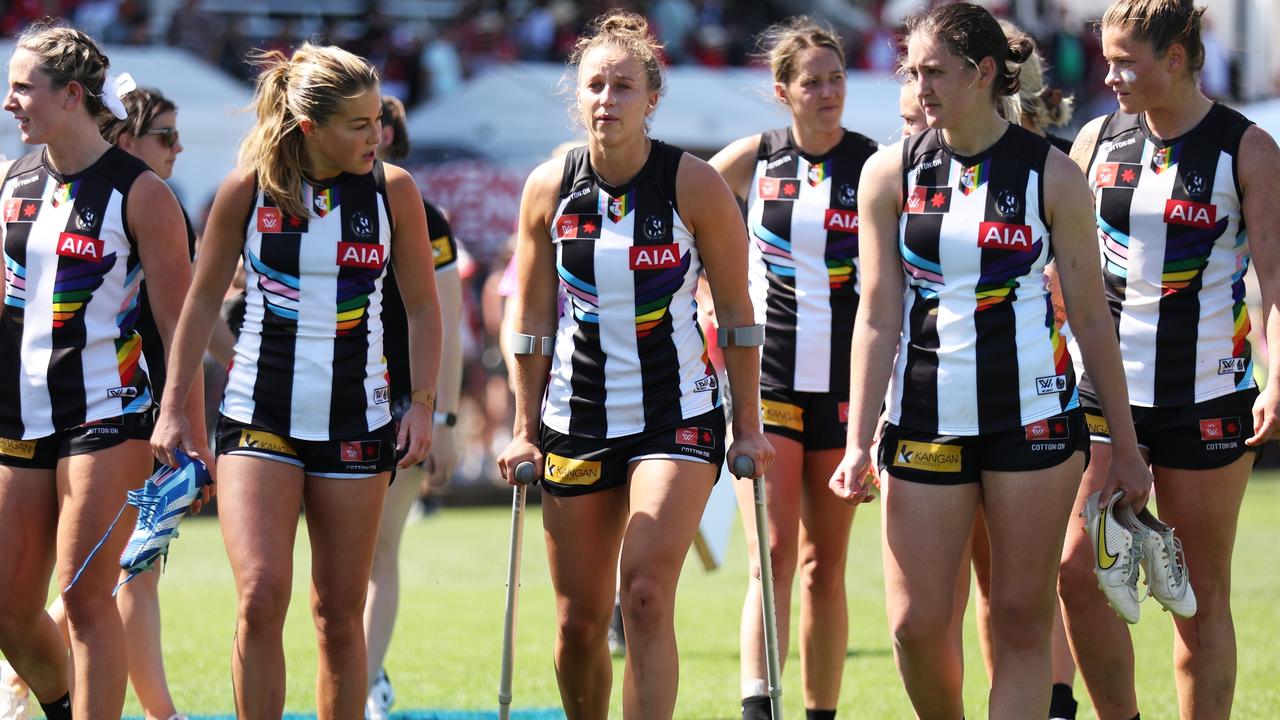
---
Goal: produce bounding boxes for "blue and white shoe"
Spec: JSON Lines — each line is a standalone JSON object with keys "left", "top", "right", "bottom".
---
{"left": 119, "top": 449, "right": 213, "bottom": 576}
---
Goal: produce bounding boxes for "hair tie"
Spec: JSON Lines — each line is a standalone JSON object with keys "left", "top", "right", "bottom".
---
{"left": 100, "top": 72, "right": 136, "bottom": 120}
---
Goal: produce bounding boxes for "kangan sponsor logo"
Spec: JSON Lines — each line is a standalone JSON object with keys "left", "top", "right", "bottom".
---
{"left": 1035, "top": 374, "right": 1068, "bottom": 395}
{"left": 761, "top": 399, "right": 803, "bottom": 432}
{"left": 693, "top": 375, "right": 718, "bottom": 393}
{"left": 1085, "top": 413, "right": 1110, "bottom": 437}
{"left": 431, "top": 236, "right": 454, "bottom": 266}
{"left": 239, "top": 429, "right": 298, "bottom": 457}
{"left": 544, "top": 453, "right": 602, "bottom": 485}
{"left": 1218, "top": 357, "right": 1247, "bottom": 375}
{"left": 892, "top": 440, "right": 961, "bottom": 472}
{"left": 0, "top": 437, "right": 37, "bottom": 459}
{"left": 373, "top": 386, "right": 390, "bottom": 404}
{"left": 106, "top": 386, "right": 139, "bottom": 398}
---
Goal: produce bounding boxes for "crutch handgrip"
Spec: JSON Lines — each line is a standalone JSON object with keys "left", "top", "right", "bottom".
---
{"left": 731, "top": 454, "right": 756, "bottom": 479}
{"left": 514, "top": 461, "right": 536, "bottom": 485}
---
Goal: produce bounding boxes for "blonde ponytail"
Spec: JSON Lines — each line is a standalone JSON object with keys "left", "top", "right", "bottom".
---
{"left": 236, "top": 43, "right": 379, "bottom": 220}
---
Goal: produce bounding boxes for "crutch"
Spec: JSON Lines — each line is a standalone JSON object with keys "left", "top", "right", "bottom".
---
{"left": 498, "top": 461, "right": 536, "bottom": 720}
{"left": 733, "top": 454, "right": 783, "bottom": 720}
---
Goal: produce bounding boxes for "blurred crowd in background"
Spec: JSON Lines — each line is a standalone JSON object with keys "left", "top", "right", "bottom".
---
{"left": 0, "top": 0, "right": 1254, "bottom": 494}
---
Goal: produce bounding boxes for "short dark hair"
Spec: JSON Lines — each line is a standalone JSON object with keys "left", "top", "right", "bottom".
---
{"left": 380, "top": 95, "right": 410, "bottom": 160}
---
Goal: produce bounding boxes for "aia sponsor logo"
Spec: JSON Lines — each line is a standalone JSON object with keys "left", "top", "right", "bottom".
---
{"left": 555, "top": 214, "right": 602, "bottom": 240}
{"left": 824, "top": 208, "right": 858, "bottom": 232}
{"left": 336, "top": 242, "right": 386, "bottom": 269}
{"left": 257, "top": 207, "right": 308, "bottom": 234}
{"left": 1094, "top": 162, "right": 1142, "bottom": 189}
{"left": 758, "top": 177, "right": 800, "bottom": 201}
{"left": 339, "top": 440, "right": 381, "bottom": 462}
{"left": 977, "top": 222, "right": 1034, "bottom": 250}
{"left": 1164, "top": 199, "right": 1216, "bottom": 229}
{"left": 1199, "top": 417, "right": 1240, "bottom": 441}
{"left": 906, "top": 186, "right": 951, "bottom": 214}
{"left": 1024, "top": 416, "right": 1070, "bottom": 441}
{"left": 3, "top": 198, "right": 40, "bottom": 222}
{"left": 674, "top": 427, "right": 715, "bottom": 449}
{"left": 629, "top": 243, "right": 680, "bottom": 270}
{"left": 55, "top": 232, "right": 104, "bottom": 261}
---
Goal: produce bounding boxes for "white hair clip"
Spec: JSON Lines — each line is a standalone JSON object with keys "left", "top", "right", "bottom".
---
{"left": 100, "top": 72, "right": 136, "bottom": 120}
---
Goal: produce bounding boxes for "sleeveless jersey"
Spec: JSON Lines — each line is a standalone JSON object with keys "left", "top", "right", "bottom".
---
{"left": 544, "top": 141, "right": 719, "bottom": 438}
{"left": 746, "top": 127, "right": 878, "bottom": 393}
{"left": 221, "top": 164, "right": 394, "bottom": 440}
{"left": 383, "top": 198, "right": 456, "bottom": 399}
{"left": 0, "top": 147, "right": 152, "bottom": 439}
{"left": 1084, "top": 104, "right": 1253, "bottom": 407}
{"left": 888, "top": 125, "right": 1077, "bottom": 435}
{"left": 134, "top": 208, "right": 196, "bottom": 405}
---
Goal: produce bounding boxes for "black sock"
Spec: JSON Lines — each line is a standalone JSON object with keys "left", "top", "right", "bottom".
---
{"left": 1049, "top": 682, "right": 1078, "bottom": 719}
{"left": 742, "top": 695, "right": 772, "bottom": 720}
{"left": 806, "top": 710, "right": 836, "bottom": 720}
{"left": 39, "top": 693, "right": 72, "bottom": 720}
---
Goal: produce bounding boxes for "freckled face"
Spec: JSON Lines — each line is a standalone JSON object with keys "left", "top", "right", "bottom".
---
{"left": 306, "top": 86, "right": 384, "bottom": 175}
{"left": 1101, "top": 26, "right": 1178, "bottom": 114}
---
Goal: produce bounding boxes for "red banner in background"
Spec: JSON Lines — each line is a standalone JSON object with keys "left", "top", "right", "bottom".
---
{"left": 411, "top": 161, "right": 527, "bottom": 263}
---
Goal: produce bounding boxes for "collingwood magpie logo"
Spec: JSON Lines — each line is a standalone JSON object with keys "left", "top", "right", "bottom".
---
{"left": 76, "top": 207, "right": 97, "bottom": 231}
{"left": 350, "top": 211, "right": 372, "bottom": 239}
{"left": 644, "top": 215, "right": 665, "bottom": 240}
{"left": 1183, "top": 170, "right": 1207, "bottom": 199}
{"left": 995, "top": 190, "right": 1020, "bottom": 218}
{"left": 838, "top": 183, "right": 856, "bottom": 207}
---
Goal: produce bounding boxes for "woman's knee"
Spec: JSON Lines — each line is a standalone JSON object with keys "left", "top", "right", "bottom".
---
{"left": 989, "top": 594, "right": 1054, "bottom": 654}
{"left": 1057, "top": 542, "right": 1101, "bottom": 605}
{"left": 238, "top": 576, "right": 292, "bottom": 632}
{"left": 621, "top": 571, "right": 676, "bottom": 635}
{"left": 558, "top": 597, "right": 612, "bottom": 649}
{"left": 889, "top": 599, "right": 953, "bottom": 655}
{"left": 799, "top": 549, "right": 846, "bottom": 598}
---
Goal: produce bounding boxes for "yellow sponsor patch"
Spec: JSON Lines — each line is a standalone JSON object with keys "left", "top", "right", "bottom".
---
{"left": 1085, "top": 413, "right": 1110, "bottom": 437}
{"left": 0, "top": 437, "right": 37, "bottom": 459}
{"left": 431, "top": 236, "right": 454, "bottom": 268}
{"left": 761, "top": 399, "right": 803, "bottom": 432}
{"left": 543, "top": 453, "right": 602, "bottom": 486}
{"left": 239, "top": 429, "right": 298, "bottom": 457}
{"left": 892, "top": 439, "right": 962, "bottom": 473}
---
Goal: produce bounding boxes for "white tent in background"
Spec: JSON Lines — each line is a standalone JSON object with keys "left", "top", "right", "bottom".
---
{"left": 405, "top": 63, "right": 906, "bottom": 166}
{"left": 0, "top": 42, "right": 253, "bottom": 212}
{"left": 1240, "top": 99, "right": 1280, "bottom": 142}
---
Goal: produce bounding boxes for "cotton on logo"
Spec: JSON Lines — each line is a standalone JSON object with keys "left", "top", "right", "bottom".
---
{"left": 824, "top": 209, "right": 858, "bottom": 232}
{"left": 1164, "top": 199, "right": 1216, "bottom": 229}
{"left": 629, "top": 244, "right": 680, "bottom": 270}
{"left": 55, "top": 233, "right": 104, "bottom": 261}
{"left": 978, "top": 222, "right": 1033, "bottom": 250}
{"left": 336, "top": 242, "right": 386, "bottom": 268}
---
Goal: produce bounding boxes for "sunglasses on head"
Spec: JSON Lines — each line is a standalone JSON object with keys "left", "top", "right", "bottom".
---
{"left": 141, "top": 126, "right": 179, "bottom": 148}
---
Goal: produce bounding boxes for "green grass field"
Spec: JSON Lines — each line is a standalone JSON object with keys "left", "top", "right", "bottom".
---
{"left": 12, "top": 475, "right": 1280, "bottom": 718}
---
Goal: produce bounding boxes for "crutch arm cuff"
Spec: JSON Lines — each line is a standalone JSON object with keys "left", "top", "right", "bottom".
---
{"left": 717, "top": 323, "right": 765, "bottom": 348}
{"left": 508, "top": 330, "right": 554, "bottom": 356}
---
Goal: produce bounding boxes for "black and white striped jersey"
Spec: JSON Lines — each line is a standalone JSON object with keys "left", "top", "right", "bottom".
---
{"left": 746, "top": 127, "right": 878, "bottom": 393}
{"left": 221, "top": 164, "right": 394, "bottom": 440}
{"left": 889, "top": 124, "right": 1076, "bottom": 435}
{"left": 1083, "top": 104, "right": 1253, "bottom": 407}
{"left": 543, "top": 141, "right": 720, "bottom": 439}
{"left": 0, "top": 147, "right": 152, "bottom": 438}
